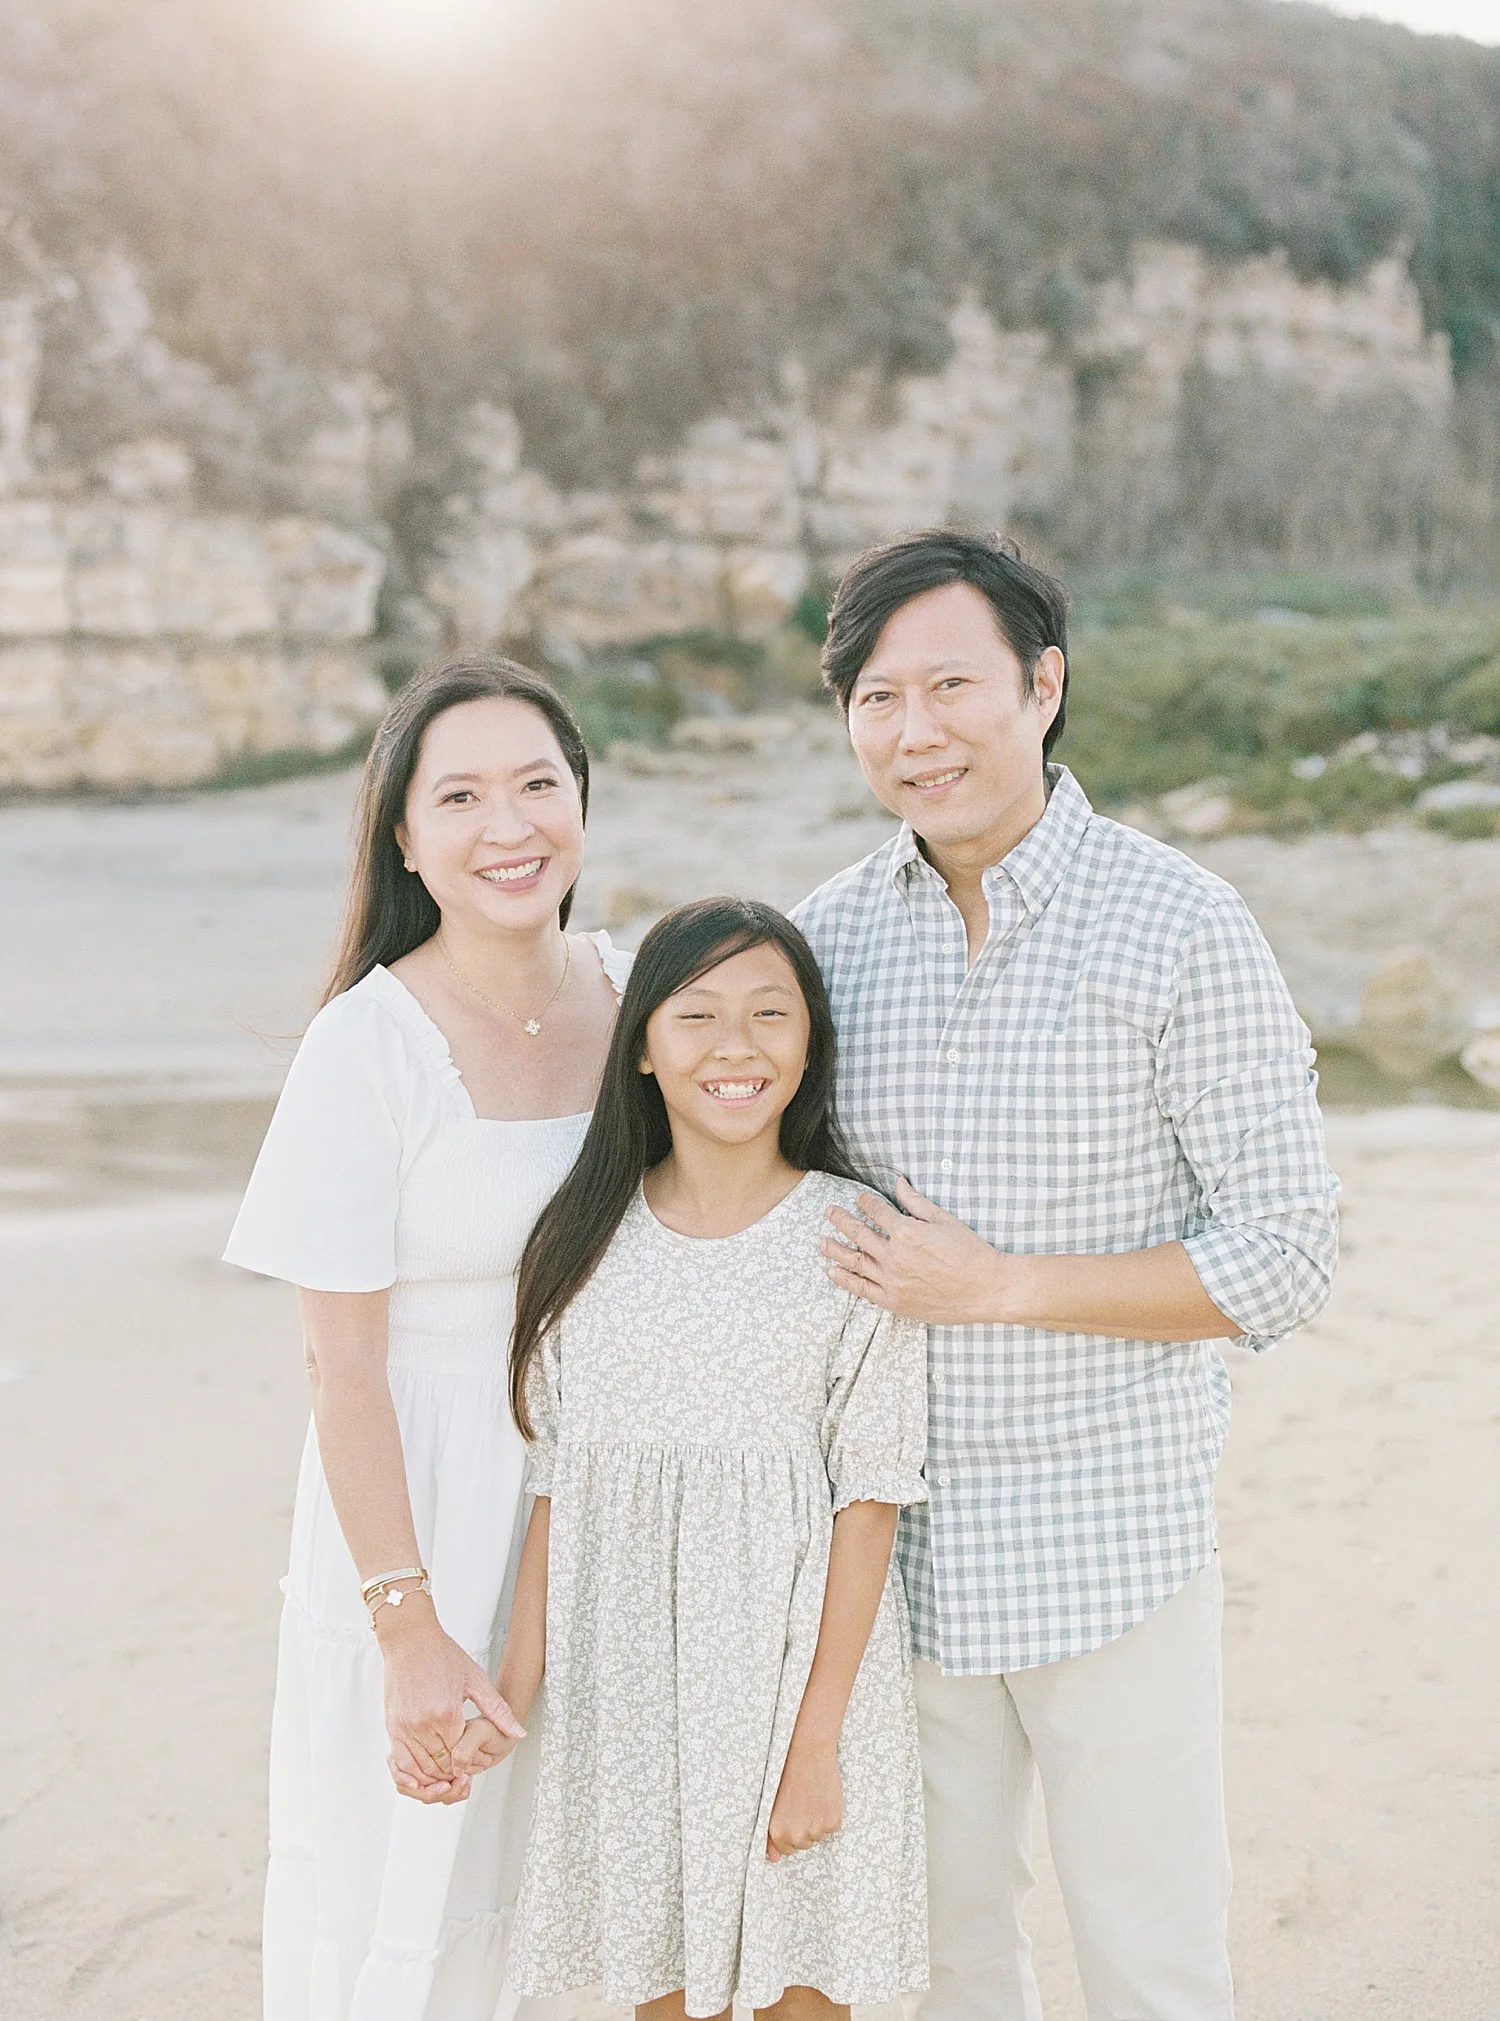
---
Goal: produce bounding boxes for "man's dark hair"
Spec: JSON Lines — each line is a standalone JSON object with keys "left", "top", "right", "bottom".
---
{"left": 820, "top": 529, "right": 1070, "bottom": 761}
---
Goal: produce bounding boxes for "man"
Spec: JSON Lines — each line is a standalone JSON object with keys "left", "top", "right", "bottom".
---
{"left": 790, "top": 530, "right": 1338, "bottom": 2021}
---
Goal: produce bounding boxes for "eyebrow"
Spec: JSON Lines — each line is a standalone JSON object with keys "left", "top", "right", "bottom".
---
{"left": 429, "top": 759, "right": 563, "bottom": 789}
{"left": 853, "top": 657, "right": 975, "bottom": 686}
{"left": 674, "top": 980, "right": 798, "bottom": 999}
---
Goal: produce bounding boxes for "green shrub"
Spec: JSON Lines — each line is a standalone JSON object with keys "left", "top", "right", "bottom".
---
{"left": 557, "top": 658, "right": 686, "bottom": 752}
{"left": 1064, "top": 613, "right": 1500, "bottom": 819}
{"left": 1445, "top": 657, "right": 1500, "bottom": 735}
{"left": 1422, "top": 804, "right": 1500, "bottom": 840}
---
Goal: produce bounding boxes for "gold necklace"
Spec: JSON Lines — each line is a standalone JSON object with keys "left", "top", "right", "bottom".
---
{"left": 436, "top": 935, "right": 571, "bottom": 1037}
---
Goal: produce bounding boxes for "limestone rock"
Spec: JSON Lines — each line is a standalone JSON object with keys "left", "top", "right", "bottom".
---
{"left": 0, "top": 292, "right": 40, "bottom": 491}
{"left": 266, "top": 519, "right": 384, "bottom": 640}
{"left": 1355, "top": 949, "right": 1474, "bottom": 1081}
{"left": 0, "top": 638, "right": 387, "bottom": 792}
{"left": 99, "top": 438, "right": 194, "bottom": 503}
{"left": 0, "top": 500, "right": 69, "bottom": 634}
{"left": 0, "top": 501, "right": 384, "bottom": 644}
{"left": 0, "top": 232, "right": 1485, "bottom": 793}
{"left": 1460, "top": 1029, "right": 1500, "bottom": 1093}
{"left": 1157, "top": 781, "right": 1237, "bottom": 838}
{"left": 1415, "top": 780, "right": 1500, "bottom": 815}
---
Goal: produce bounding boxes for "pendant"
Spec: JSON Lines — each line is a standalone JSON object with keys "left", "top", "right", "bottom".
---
{"left": 524, "top": 1019, "right": 541, "bottom": 1036}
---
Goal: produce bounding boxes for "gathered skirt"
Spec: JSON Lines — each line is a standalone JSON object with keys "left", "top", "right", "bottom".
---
{"left": 508, "top": 1439, "right": 929, "bottom": 2018}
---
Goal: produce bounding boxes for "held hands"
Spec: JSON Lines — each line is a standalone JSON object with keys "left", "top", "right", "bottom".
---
{"left": 766, "top": 1736, "right": 843, "bottom": 1863}
{"left": 379, "top": 1602, "right": 525, "bottom": 1805}
{"left": 823, "top": 1176, "right": 1021, "bottom": 1326}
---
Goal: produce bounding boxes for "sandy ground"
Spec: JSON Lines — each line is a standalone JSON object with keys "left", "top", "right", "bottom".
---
{"left": 2, "top": 1110, "right": 1496, "bottom": 2021}
{"left": 2, "top": 741, "right": 1498, "bottom": 2018}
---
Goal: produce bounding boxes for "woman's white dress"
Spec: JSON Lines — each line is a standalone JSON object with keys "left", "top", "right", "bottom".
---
{"left": 509, "top": 1173, "right": 930, "bottom": 2018}
{"left": 223, "top": 936, "right": 630, "bottom": 2021}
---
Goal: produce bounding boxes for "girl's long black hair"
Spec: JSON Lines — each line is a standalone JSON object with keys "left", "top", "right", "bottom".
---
{"left": 509, "top": 896, "right": 869, "bottom": 1437}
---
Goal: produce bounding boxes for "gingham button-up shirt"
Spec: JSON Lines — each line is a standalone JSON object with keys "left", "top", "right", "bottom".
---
{"left": 792, "top": 766, "right": 1339, "bottom": 1673}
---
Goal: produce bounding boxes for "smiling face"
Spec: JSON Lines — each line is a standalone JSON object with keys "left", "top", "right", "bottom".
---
{"left": 641, "top": 941, "right": 812, "bottom": 1152}
{"left": 845, "top": 581, "right": 1065, "bottom": 869}
{"left": 395, "top": 696, "right": 585, "bottom": 936}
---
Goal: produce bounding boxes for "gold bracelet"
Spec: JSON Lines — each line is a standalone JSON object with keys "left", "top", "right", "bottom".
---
{"left": 365, "top": 1576, "right": 432, "bottom": 1622}
{"left": 360, "top": 1565, "right": 428, "bottom": 1602}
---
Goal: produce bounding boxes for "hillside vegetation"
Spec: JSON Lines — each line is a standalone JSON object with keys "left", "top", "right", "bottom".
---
{"left": 3, "top": 0, "right": 1500, "bottom": 492}
{"left": 1064, "top": 603, "right": 1500, "bottom": 834}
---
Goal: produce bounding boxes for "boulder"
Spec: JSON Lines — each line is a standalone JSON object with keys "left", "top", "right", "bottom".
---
{"left": 1415, "top": 780, "right": 1500, "bottom": 815}
{"left": 1157, "top": 780, "right": 1237, "bottom": 838}
{"left": 1354, "top": 948, "right": 1475, "bottom": 1081}
{"left": 1459, "top": 1029, "right": 1500, "bottom": 1094}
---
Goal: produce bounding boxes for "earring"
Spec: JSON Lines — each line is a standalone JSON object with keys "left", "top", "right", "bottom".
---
{"left": 403, "top": 858, "right": 415, "bottom": 872}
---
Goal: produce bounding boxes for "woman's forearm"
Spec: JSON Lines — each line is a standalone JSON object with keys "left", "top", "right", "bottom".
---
{"left": 496, "top": 1497, "right": 551, "bottom": 1723}
{"left": 299, "top": 1288, "right": 425, "bottom": 1582}
{"left": 790, "top": 1500, "right": 899, "bottom": 1751}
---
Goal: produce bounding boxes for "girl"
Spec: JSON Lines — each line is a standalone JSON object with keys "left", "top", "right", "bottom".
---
{"left": 223, "top": 656, "right": 631, "bottom": 2021}
{"left": 467, "top": 896, "right": 929, "bottom": 2021}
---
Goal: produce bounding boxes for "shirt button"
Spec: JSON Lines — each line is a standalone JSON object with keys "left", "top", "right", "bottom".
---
{"left": 937, "top": 1471, "right": 952, "bottom": 1488}
{"left": 939, "top": 1157, "right": 953, "bottom": 1172}
{"left": 945, "top": 1048, "right": 961, "bottom": 1064}
{"left": 931, "top": 1371, "right": 945, "bottom": 1386}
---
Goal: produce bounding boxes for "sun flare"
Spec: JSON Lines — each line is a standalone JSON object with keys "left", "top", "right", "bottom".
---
{"left": 324, "top": 0, "right": 500, "bottom": 56}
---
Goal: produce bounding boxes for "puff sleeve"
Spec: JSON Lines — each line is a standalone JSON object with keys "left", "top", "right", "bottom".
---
{"left": 823, "top": 1298, "right": 929, "bottom": 1514}
{"left": 222, "top": 992, "right": 407, "bottom": 1292}
{"left": 522, "top": 1327, "right": 563, "bottom": 1496}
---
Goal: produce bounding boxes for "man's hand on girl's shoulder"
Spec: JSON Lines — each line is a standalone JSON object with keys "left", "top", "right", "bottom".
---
{"left": 822, "top": 1177, "right": 1013, "bottom": 1326}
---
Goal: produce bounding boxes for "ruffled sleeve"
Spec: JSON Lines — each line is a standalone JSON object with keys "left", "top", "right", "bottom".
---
{"left": 222, "top": 988, "right": 408, "bottom": 1292}
{"left": 823, "top": 1298, "right": 929, "bottom": 1514}
{"left": 522, "top": 1327, "right": 563, "bottom": 1495}
{"left": 592, "top": 929, "right": 633, "bottom": 1004}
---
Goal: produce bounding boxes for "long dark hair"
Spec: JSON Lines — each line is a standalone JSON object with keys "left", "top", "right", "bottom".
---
{"left": 510, "top": 896, "right": 868, "bottom": 1437}
{"left": 322, "top": 655, "right": 590, "bottom": 1007}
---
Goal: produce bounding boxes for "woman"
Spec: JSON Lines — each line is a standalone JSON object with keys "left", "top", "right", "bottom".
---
{"left": 224, "top": 655, "right": 630, "bottom": 2021}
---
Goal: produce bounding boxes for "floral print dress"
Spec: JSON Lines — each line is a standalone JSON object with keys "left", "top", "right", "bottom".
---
{"left": 508, "top": 1171, "right": 930, "bottom": 2018}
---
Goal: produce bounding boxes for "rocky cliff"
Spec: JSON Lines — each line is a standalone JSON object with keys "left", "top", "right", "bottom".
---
{"left": 0, "top": 234, "right": 1468, "bottom": 790}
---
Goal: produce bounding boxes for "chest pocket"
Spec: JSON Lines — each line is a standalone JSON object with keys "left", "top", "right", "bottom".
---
{"left": 979, "top": 1013, "right": 1166, "bottom": 1199}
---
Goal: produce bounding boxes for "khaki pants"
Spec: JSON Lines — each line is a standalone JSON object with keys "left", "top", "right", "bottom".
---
{"left": 914, "top": 1560, "right": 1233, "bottom": 2021}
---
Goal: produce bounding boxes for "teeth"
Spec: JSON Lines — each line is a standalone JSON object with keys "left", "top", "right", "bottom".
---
{"left": 479, "top": 860, "right": 542, "bottom": 883}
{"left": 914, "top": 769, "right": 963, "bottom": 788}
{"left": 705, "top": 1081, "right": 766, "bottom": 1100}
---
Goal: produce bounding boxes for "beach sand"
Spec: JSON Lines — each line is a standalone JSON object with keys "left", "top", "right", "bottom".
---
{"left": 3, "top": 1109, "right": 1496, "bottom": 2020}
{"left": 1, "top": 744, "right": 1497, "bottom": 2018}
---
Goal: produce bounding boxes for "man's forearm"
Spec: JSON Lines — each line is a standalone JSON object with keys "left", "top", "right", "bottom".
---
{"left": 992, "top": 1239, "right": 1241, "bottom": 1342}
{"left": 824, "top": 1181, "right": 1245, "bottom": 1339}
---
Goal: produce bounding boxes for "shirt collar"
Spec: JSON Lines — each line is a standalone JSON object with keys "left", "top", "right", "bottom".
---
{"left": 889, "top": 764, "right": 1094, "bottom": 919}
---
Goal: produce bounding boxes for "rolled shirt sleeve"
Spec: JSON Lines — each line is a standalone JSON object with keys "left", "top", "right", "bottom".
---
{"left": 1156, "top": 894, "right": 1340, "bottom": 1349}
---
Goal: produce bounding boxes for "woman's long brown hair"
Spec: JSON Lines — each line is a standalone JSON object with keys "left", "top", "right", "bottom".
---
{"left": 322, "top": 656, "right": 590, "bottom": 1007}
{"left": 509, "top": 897, "right": 873, "bottom": 1439}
